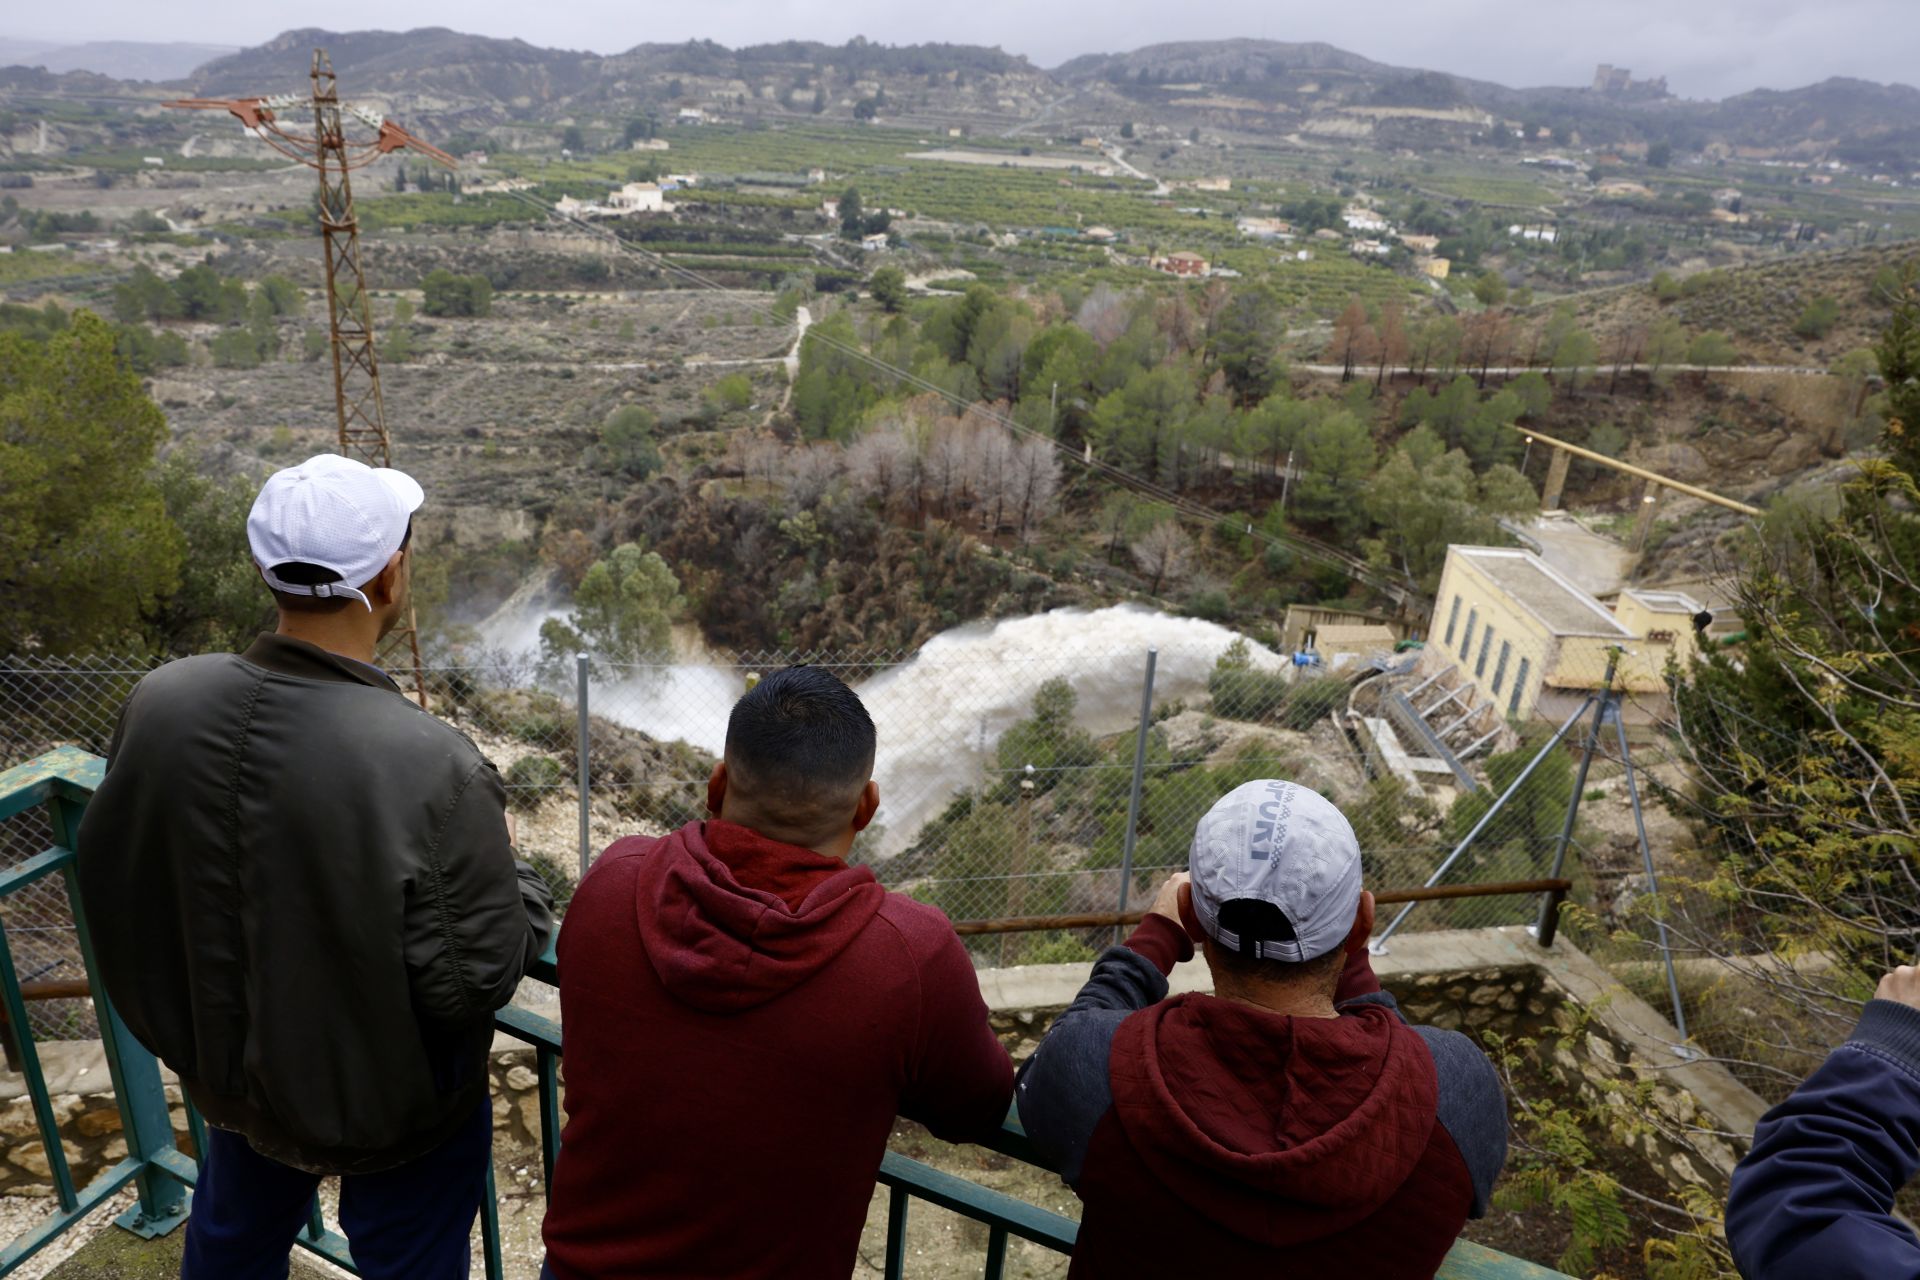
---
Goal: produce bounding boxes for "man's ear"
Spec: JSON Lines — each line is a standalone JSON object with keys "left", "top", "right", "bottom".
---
{"left": 367, "top": 550, "right": 405, "bottom": 608}
{"left": 851, "top": 780, "right": 880, "bottom": 833}
{"left": 1177, "top": 880, "right": 1203, "bottom": 942}
{"left": 1345, "top": 890, "right": 1376, "bottom": 954}
{"left": 706, "top": 761, "right": 729, "bottom": 819}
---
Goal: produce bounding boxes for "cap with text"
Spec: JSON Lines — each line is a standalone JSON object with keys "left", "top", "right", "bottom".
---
{"left": 247, "top": 454, "right": 424, "bottom": 610}
{"left": 1187, "top": 778, "right": 1363, "bottom": 963}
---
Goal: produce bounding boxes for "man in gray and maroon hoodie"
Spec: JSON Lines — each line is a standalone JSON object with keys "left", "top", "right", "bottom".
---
{"left": 1017, "top": 779, "right": 1507, "bottom": 1278}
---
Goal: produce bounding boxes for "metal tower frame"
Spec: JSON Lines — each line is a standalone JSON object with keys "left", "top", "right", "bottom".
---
{"left": 166, "top": 51, "right": 456, "bottom": 703}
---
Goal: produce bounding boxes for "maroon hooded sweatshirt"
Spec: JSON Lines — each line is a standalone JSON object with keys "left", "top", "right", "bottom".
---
{"left": 542, "top": 820, "right": 1014, "bottom": 1280}
{"left": 1017, "top": 916, "right": 1507, "bottom": 1278}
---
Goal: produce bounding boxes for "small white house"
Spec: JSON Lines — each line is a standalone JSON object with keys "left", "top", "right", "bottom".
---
{"left": 676, "top": 108, "right": 706, "bottom": 124}
{"left": 1342, "top": 207, "right": 1388, "bottom": 233}
{"left": 609, "top": 182, "right": 665, "bottom": 213}
{"left": 1237, "top": 216, "right": 1293, "bottom": 239}
{"left": 860, "top": 232, "right": 889, "bottom": 252}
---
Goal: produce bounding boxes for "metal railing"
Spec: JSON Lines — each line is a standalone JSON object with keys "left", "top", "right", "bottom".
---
{"left": 0, "top": 748, "right": 1570, "bottom": 1279}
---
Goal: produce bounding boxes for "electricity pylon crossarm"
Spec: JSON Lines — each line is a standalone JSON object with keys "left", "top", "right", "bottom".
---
{"left": 166, "top": 50, "right": 455, "bottom": 705}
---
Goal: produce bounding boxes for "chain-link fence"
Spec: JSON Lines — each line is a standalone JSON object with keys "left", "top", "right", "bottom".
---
{"left": 3, "top": 577, "right": 1707, "bottom": 1001}
{"left": 0, "top": 658, "right": 157, "bottom": 1043}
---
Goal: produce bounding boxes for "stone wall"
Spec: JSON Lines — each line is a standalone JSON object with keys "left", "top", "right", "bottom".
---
{"left": 0, "top": 928, "right": 1767, "bottom": 1204}
{"left": 0, "top": 1051, "right": 559, "bottom": 1194}
{"left": 0, "top": 1086, "right": 193, "bottom": 1197}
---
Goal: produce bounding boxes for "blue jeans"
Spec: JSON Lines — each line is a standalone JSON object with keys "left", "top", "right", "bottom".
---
{"left": 181, "top": 1101, "right": 491, "bottom": 1280}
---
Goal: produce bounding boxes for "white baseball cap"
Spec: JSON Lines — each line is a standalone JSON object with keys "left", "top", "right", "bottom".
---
{"left": 1188, "top": 779, "right": 1364, "bottom": 963}
{"left": 247, "top": 454, "right": 425, "bottom": 610}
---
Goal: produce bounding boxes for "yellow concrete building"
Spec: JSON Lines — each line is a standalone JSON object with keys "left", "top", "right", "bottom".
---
{"left": 1430, "top": 547, "right": 1703, "bottom": 720}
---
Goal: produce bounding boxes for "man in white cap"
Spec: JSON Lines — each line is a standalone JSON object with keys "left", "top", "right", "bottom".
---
{"left": 76, "top": 454, "right": 552, "bottom": 1279}
{"left": 1016, "top": 779, "right": 1506, "bottom": 1277}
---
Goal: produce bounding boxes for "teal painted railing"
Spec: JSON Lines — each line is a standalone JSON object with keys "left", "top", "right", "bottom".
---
{"left": 0, "top": 749, "right": 1568, "bottom": 1279}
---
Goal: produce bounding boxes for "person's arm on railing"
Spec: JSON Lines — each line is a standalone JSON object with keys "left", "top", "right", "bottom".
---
{"left": 1016, "top": 873, "right": 1194, "bottom": 1186}
{"left": 899, "top": 923, "right": 1014, "bottom": 1142}
{"left": 403, "top": 760, "right": 554, "bottom": 1024}
{"left": 1727, "top": 969, "right": 1920, "bottom": 1280}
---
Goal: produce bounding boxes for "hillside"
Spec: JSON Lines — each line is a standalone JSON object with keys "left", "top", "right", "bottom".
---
{"left": 0, "top": 39, "right": 236, "bottom": 82}
{"left": 1537, "top": 240, "right": 1920, "bottom": 367}
{"left": 183, "top": 29, "right": 1055, "bottom": 131}
{"left": 6, "top": 27, "right": 1919, "bottom": 167}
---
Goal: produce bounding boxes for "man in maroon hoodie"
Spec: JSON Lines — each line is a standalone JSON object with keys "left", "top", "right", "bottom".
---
{"left": 1017, "top": 779, "right": 1507, "bottom": 1278}
{"left": 541, "top": 665, "right": 1014, "bottom": 1279}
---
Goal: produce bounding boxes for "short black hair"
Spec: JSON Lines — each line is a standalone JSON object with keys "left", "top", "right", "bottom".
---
{"left": 1210, "top": 898, "right": 1344, "bottom": 983}
{"left": 267, "top": 520, "right": 413, "bottom": 614}
{"left": 725, "top": 665, "right": 876, "bottom": 798}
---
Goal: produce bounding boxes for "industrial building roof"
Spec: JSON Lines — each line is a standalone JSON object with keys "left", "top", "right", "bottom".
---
{"left": 1621, "top": 589, "right": 1705, "bottom": 615}
{"left": 1455, "top": 548, "right": 1634, "bottom": 638}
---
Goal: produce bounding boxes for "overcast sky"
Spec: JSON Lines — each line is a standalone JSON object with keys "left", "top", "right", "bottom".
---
{"left": 9, "top": 0, "right": 1917, "bottom": 99}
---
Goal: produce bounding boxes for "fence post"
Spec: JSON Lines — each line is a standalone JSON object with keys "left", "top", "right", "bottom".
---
{"left": 1534, "top": 650, "right": 1619, "bottom": 943}
{"left": 576, "top": 653, "right": 591, "bottom": 880}
{"left": 1116, "top": 649, "right": 1159, "bottom": 941}
{"left": 1000, "top": 770, "right": 1036, "bottom": 969}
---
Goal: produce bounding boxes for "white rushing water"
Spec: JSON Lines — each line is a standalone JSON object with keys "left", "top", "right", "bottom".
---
{"left": 478, "top": 599, "right": 1283, "bottom": 855}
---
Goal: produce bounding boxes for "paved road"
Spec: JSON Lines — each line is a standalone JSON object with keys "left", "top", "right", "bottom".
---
{"left": 1293, "top": 362, "right": 1833, "bottom": 379}
{"left": 1104, "top": 145, "right": 1170, "bottom": 197}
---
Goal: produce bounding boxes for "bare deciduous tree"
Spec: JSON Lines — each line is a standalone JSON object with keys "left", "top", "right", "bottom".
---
{"left": 1007, "top": 437, "right": 1062, "bottom": 543}
{"left": 1130, "top": 520, "right": 1195, "bottom": 595}
{"left": 781, "top": 444, "right": 845, "bottom": 509}
{"left": 846, "top": 426, "right": 913, "bottom": 512}
{"left": 1075, "top": 284, "right": 1134, "bottom": 347}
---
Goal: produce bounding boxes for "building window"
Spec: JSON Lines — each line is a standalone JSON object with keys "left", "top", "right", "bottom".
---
{"left": 1476, "top": 627, "right": 1495, "bottom": 678}
{"left": 1508, "top": 657, "right": 1530, "bottom": 716}
{"left": 1461, "top": 608, "right": 1478, "bottom": 660}
{"left": 1444, "top": 595, "right": 1462, "bottom": 646}
{"left": 1492, "top": 640, "right": 1512, "bottom": 695}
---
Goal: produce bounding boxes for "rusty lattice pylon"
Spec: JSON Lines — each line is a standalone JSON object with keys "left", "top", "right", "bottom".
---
{"left": 167, "top": 51, "right": 456, "bottom": 703}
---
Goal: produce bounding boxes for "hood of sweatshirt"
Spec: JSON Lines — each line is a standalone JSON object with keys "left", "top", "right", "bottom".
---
{"left": 632, "top": 820, "right": 887, "bottom": 1013}
{"left": 1106, "top": 992, "right": 1439, "bottom": 1245}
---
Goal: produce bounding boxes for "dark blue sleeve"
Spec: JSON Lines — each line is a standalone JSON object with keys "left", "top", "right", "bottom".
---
{"left": 1015, "top": 929, "right": 1175, "bottom": 1187}
{"left": 1727, "top": 1000, "right": 1920, "bottom": 1280}
{"left": 1413, "top": 1026, "right": 1507, "bottom": 1217}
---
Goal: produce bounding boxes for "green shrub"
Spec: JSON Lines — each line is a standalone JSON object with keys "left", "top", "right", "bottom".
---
{"left": 505, "top": 712, "right": 569, "bottom": 746}
{"left": 1793, "top": 295, "right": 1840, "bottom": 340}
{"left": 1278, "top": 677, "right": 1349, "bottom": 730}
{"left": 505, "top": 755, "right": 568, "bottom": 808}
{"left": 524, "top": 850, "right": 577, "bottom": 912}
{"left": 1208, "top": 639, "right": 1291, "bottom": 721}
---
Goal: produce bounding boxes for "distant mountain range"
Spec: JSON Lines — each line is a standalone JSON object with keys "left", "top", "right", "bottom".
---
{"left": 0, "top": 37, "right": 235, "bottom": 81}
{"left": 4, "top": 28, "right": 1917, "bottom": 167}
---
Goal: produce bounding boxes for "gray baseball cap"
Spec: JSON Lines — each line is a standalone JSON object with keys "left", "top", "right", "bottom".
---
{"left": 1188, "top": 779, "right": 1363, "bottom": 963}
